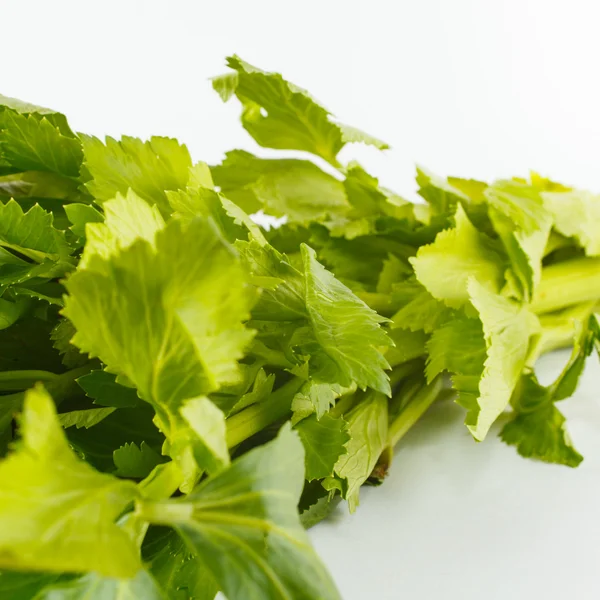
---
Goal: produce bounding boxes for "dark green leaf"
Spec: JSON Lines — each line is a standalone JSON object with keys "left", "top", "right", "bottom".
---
{"left": 34, "top": 570, "right": 166, "bottom": 600}
{"left": 77, "top": 370, "right": 141, "bottom": 408}
{"left": 0, "top": 571, "right": 67, "bottom": 600}
{"left": 295, "top": 413, "right": 349, "bottom": 480}
{"left": 113, "top": 442, "right": 167, "bottom": 479}
{"left": 66, "top": 405, "right": 164, "bottom": 472}
{"left": 500, "top": 374, "right": 582, "bottom": 467}
{"left": 143, "top": 528, "right": 219, "bottom": 600}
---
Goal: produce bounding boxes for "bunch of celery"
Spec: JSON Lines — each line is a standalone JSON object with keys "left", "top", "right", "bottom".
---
{"left": 0, "top": 56, "right": 598, "bottom": 599}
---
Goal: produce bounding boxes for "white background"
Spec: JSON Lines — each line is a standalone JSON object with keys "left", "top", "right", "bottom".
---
{"left": 4, "top": 1, "right": 600, "bottom": 598}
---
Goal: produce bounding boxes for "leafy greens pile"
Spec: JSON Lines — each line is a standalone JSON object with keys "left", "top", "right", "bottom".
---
{"left": 1, "top": 55, "right": 600, "bottom": 599}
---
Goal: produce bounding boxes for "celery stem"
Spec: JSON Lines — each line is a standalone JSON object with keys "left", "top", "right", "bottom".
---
{"left": 533, "top": 257, "right": 600, "bottom": 314}
{"left": 0, "top": 369, "right": 59, "bottom": 392}
{"left": 0, "top": 364, "right": 93, "bottom": 407}
{"left": 329, "top": 392, "right": 356, "bottom": 419}
{"left": 387, "top": 376, "right": 445, "bottom": 448}
{"left": 526, "top": 302, "right": 596, "bottom": 368}
{"left": 226, "top": 377, "right": 304, "bottom": 448}
{"left": 136, "top": 501, "right": 193, "bottom": 525}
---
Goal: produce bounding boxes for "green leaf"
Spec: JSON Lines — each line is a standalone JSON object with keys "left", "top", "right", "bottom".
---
{"left": 377, "top": 254, "right": 412, "bottom": 294}
{"left": 338, "top": 124, "right": 389, "bottom": 150}
{"left": 391, "top": 280, "right": 454, "bottom": 333}
{"left": 500, "top": 314, "right": 598, "bottom": 466}
{"left": 462, "top": 280, "right": 535, "bottom": 441}
{"left": 221, "top": 196, "right": 269, "bottom": 245}
{"left": 12, "top": 199, "right": 69, "bottom": 234}
{"left": 65, "top": 217, "right": 253, "bottom": 401}
{"left": 237, "top": 239, "right": 307, "bottom": 321}
{"left": 57, "top": 407, "right": 116, "bottom": 429}
{"left": 500, "top": 374, "right": 582, "bottom": 467}
{"left": 0, "top": 386, "right": 140, "bottom": 577}
{"left": 64, "top": 217, "right": 253, "bottom": 480}
{"left": 179, "top": 396, "right": 230, "bottom": 474}
{"left": 325, "top": 391, "right": 388, "bottom": 512}
{"left": 50, "top": 319, "right": 87, "bottom": 368}
{"left": 166, "top": 170, "right": 268, "bottom": 246}
{"left": 295, "top": 413, "right": 349, "bottom": 481}
{"left": 77, "top": 370, "right": 141, "bottom": 408}
{"left": 486, "top": 180, "right": 551, "bottom": 234}
{"left": 0, "top": 109, "right": 82, "bottom": 177}
{"left": 66, "top": 405, "right": 164, "bottom": 473}
{"left": 0, "top": 571, "right": 67, "bottom": 600}
{"left": 30, "top": 468, "right": 181, "bottom": 599}
{"left": 32, "top": 482, "right": 181, "bottom": 599}
{"left": 0, "top": 297, "right": 29, "bottom": 330}
{"left": 211, "top": 71, "right": 238, "bottom": 102}
{"left": 542, "top": 189, "right": 600, "bottom": 256}
{"left": 226, "top": 367, "right": 275, "bottom": 416}
{"left": 212, "top": 150, "right": 348, "bottom": 223}
{"left": 486, "top": 181, "right": 552, "bottom": 301}
{"left": 306, "top": 227, "right": 415, "bottom": 289}
{"left": 64, "top": 202, "right": 104, "bottom": 240}
{"left": 11, "top": 284, "right": 64, "bottom": 307}
{"left": 0, "top": 171, "right": 81, "bottom": 201}
{"left": 138, "top": 462, "right": 183, "bottom": 502}
{"left": 341, "top": 163, "right": 408, "bottom": 216}
{"left": 301, "top": 244, "right": 392, "bottom": 395}
{"left": 185, "top": 160, "right": 215, "bottom": 189}
{"left": 416, "top": 167, "right": 467, "bottom": 216}
{"left": 291, "top": 379, "right": 349, "bottom": 423}
{"left": 0, "top": 250, "right": 68, "bottom": 290}
{"left": 167, "top": 184, "right": 224, "bottom": 221}
{"left": 323, "top": 164, "right": 412, "bottom": 239}
{"left": 552, "top": 314, "right": 599, "bottom": 400}
{"left": 0, "top": 248, "right": 30, "bottom": 287}
{"left": 113, "top": 442, "right": 167, "bottom": 479}
{"left": 0, "top": 316, "right": 65, "bottom": 373}
{"left": 144, "top": 528, "right": 219, "bottom": 600}
{"left": 385, "top": 327, "right": 427, "bottom": 367}
{"left": 138, "top": 425, "right": 340, "bottom": 600}
{"left": 0, "top": 199, "right": 73, "bottom": 264}
{"left": 160, "top": 408, "right": 223, "bottom": 492}
{"left": 81, "top": 134, "right": 192, "bottom": 215}
{"left": 214, "top": 55, "right": 386, "bottom": 166}
{"left": 425, "top": 316, "right": 486, "bottom": 383}
{"left": 299, "top": 494, "right": 339, "bottom": 529}
{"left": 0, "top": 95, "right": 75, "bottom": 135}
{"left": 80, "top": 189, "right": 165, "bottom": 269}
{"left": 411, "top": 204, "right": 504, "bottom": 308}
{"left": 34, "top": 570, "right": 167, "bottom": 600}
{"left": 240, "top": 240, "right": 391, "bottom": 400}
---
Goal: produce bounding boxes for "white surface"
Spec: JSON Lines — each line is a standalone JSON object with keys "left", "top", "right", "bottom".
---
{"left": 6, "top": 0, "right": 600, "bottom": 198}
{"left": 4, "top": 1, "right": 600, "bottom": 598}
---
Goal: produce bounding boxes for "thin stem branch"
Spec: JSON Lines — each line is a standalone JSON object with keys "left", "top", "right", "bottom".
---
{"left": 526, "top": 301, "right": 597, "bottom": 368}
{"left": 387, "top": 376, "right": 445, "bottom": 449}
{"left": 226, "top": 377, "right": 304, "bottom": 448}
{"left": 329, "top": 392, "right": 356, "bottom": 419}
{"left": 0, "top": 369, "right": 59, "bottom": 392}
